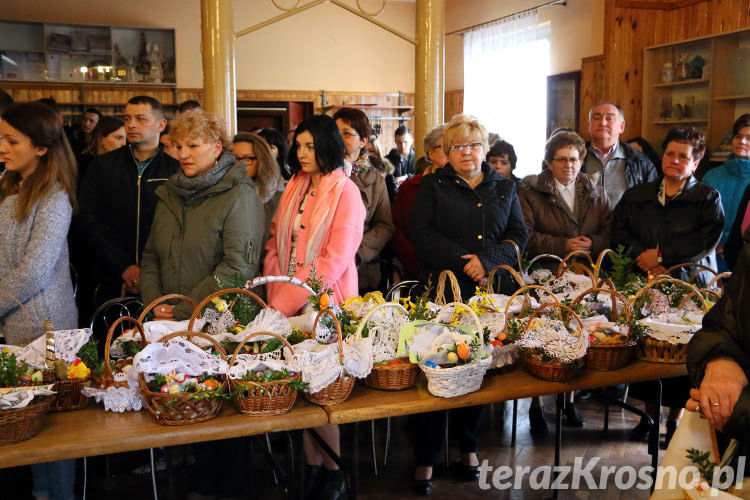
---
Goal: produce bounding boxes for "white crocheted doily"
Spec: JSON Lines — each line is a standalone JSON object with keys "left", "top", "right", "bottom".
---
{"left": 142, "top": 318, "right": 207, "bottom": 343}
{"left": 81, "top": 386, "right": 143, "bottom": 412}
{"left": 289, "top": 337, "right": 372, "bottom": 393}
{"left": 639, "top": 311, "right": 703, "bottom": 344}
{"left": 516, "top": 318, "right": 588, "bottom": 363}
{"left": 131, "top": 337, "right": 229, "bottom": 381}
{"left": 14, "top": 328, "right": 93, "bottom": 368}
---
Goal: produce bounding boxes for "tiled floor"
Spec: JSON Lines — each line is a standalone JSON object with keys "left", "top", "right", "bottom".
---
{"left": 2, "top": 393, "right": 665, "bottom": 500}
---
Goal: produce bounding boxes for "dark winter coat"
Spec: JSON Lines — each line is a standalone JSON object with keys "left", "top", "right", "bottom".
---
{"left": 687, "top": 243, "right": 750, "bottom": 446}
{"left": 410, "top": 162, "right": 528, "bottom": 299}
{"left": 77, "top": 144, "right": 179, "bottom": 290}
{"left": 611, "top": 176, "right": 723, "bottom": 282}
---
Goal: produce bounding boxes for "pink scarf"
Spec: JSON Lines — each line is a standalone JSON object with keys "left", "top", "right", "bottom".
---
{"left": 275, "top": 169, "right": 349, "bottom": 269}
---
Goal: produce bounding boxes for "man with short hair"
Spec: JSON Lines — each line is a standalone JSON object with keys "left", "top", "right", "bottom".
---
{"left": 78, "top": 96, "right": 179, "bottom": 305}
{"left": 583, "top": 102, "right": 657, "bottom": 206}
{"left": 386, "top": 125, "right": 415, "bottom": 181}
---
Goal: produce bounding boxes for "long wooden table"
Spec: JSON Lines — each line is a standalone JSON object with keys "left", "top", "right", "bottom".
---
{"left": 324, "top": 360, "right": 686, "bottom": 424}
{"left": 0, "top": 399, "right": 328, "bottom": 469}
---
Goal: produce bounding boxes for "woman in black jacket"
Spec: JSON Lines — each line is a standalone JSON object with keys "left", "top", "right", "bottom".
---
{"left": 409, "top": 114, "right": 528, "bottom": 496}
{"left": 612, "top": 126, "right": 724, "bottom": 445}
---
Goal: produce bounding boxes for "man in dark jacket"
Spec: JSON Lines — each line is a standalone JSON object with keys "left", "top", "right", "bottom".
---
{"left": 386, "top": 125, "right": 416, "bottom": 181}
{"left": 583, "top": 102, "right": 658, "bottom": 206}
{"left": 78, "top": 96, "right": 179, "bottom": 305}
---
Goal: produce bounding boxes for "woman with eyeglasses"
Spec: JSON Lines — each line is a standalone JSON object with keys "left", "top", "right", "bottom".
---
{"left": 409, "top": 114, "right": 528, "bottom": 496}
{"left": 233, "top": 132, "right": 286, "bottom": 254}
{"left": 518, "top": 130, "right": 613, "bottom": 431}
{"left": 613, "top": 127, "right": 723, "bottom": 447}
{"left": 519, "top": 130, "right": 612, "bottom": 259}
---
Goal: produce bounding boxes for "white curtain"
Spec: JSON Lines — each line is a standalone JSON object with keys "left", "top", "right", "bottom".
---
{"left": 463, "top": 12, "right": 550, "bottom": 178}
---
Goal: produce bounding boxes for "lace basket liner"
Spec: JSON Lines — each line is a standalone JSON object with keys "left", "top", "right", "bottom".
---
{"left": 14, "top": 328, "right": 93, "bottom": 368}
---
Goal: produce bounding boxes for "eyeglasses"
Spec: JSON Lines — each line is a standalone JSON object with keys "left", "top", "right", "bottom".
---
{"left": 449, "top": 142, "right": 483, "bottom": 153}
{"left": 552, "top": 157, "right": 581, "bottom": 164}
{"left": 236, "top": 155, "right": 257, "bottom": 163}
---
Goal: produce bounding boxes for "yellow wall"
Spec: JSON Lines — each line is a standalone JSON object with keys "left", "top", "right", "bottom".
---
{"left": 1, "top": 0, "right": 416, "bottom": 92}
{"left": 444, "top": 0, "right": 604, "bottom": 90}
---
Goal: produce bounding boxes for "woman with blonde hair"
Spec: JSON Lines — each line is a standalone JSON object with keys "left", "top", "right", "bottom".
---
{"left": 409, "top": 114, "right": 528, "bottom": 495}
{"left": 0, "top": 101, "right": 78, "bottom": 500}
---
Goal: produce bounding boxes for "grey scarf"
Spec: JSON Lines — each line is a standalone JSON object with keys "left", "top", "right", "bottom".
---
{"left": 170, "top": 151, "right": 234, "bottom": 199}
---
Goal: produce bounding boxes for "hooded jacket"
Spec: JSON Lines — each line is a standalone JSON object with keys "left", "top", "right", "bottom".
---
{"left": 410, "top": 162, "right": 528, "bottom": 299}
{"left": 518, "top": 169, "right": 613, "bottom": 258}
{"left": 140, "top": 154, "right": 265, "bottom": 319}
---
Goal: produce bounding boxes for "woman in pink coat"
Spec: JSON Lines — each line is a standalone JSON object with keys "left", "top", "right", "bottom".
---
{"left": 264, "top": 114, "right": 365, "bottom": 500}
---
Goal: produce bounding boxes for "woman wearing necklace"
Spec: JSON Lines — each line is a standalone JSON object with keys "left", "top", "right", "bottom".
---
{"left": 264, "top": 115, "right": 365, "bottom": 500}
{"left": 612, "top": 126, "right": 723, "bottom": 447}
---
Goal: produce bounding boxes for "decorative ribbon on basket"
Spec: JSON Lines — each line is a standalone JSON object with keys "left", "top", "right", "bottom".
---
{"left": 136, "top": 331, "right": 229, "bottom": 425}
{"left": 352, "top": 302, "right": 418, "bottom": 391}
{"left": 570, "top": 287, "right": 635, "bottom": 371}
{"left": 517, "top": 302, "right": 587, "bottom": 382}
{"left": 631, "top": 277, "right": 709, "bottom": 364}
{"left": 416, "top": 302, "right": 491, "bottom": 398}
{"left": 228, "top": 331, "right": 300, "bottom": 416}
{"left": 300, "top": 309, "right": 357, "bottom": 406}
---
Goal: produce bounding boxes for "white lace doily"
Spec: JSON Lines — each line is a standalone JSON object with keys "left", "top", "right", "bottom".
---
{"left": 131, "top": 337, "right": 229, "bottom": 381}
{"left": 517, "top": 318, "right": 588, "bottom": 363}
{"left": 227, "top": 357, "right": 293, "bottom": 380}
{"left": 469, "top": 294, "right": 539, "bottom": 315}
{"left": 81, "top": 386, "right": 143, "bottom": 412}
{"left": 142, "top": 318, "right": 207, "bottom": 343}
{"left": 490, "top": 344, "right": 519, "bottom": 369}
{"left": 527, "top": 270, "right": 594, "bottom": 303}
{"left": 639, "top": 311, "right": 703, "bottom": 344}
{"left": 369, "top": 315, "right": 411, "bottom": 362}
{"left": 0, "top": 384, "right": 55, "bottom": 409}
{"left": 14, "top": 328, "right": 93, "bottom": 368}
{"left": 289, "top": 338, "right": 372, "bottom": 393}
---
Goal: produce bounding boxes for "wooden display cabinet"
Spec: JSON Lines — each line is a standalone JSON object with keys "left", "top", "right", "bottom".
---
{"left": 642, "top": 28, "right": 750, "bottom": 155}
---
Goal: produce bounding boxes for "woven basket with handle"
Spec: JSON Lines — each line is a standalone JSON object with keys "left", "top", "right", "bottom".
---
{"left": 304, "top": 309, "right": 356, "bottom": 406}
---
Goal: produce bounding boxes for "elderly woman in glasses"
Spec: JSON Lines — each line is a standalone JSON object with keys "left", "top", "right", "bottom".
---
{"left": 519, "top": 130, "right": 612, "bottom": 259}
{"left": 409, "top": 114, "right": 528, "bottom": 496}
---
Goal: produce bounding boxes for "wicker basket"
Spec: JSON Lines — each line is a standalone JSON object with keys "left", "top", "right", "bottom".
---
{"left": 229, "top": 331, "right": 299, "bottom": 416}
{"left": 519, "top": 302, "right": 585, "bottom": 382}
{"left": 91, "top": 316, "right": 147, "bottom": 389}
{"left": 353, "top": 302, "right": 419, "bottom": 391}
{"left": 304, "top": 309, "right": 355, "bottom": 406}
{"left": 0, "top": 396, "right": 53, "bottom": 446}
{"left": 50, "top": 377, "right": 91, "bottom": 411}
{"left": 572, "top": 287, "right": 635, "bottom": 371}
{"left": 521, "top": 353, "right": 581, "bottom": 382}
{"left": 637, "top": 335, "right": 688, "bottom": 364}
{"left": 421, "top": 302, "right": 491, "bottom": 398}
{"left": 138, "top": 331, "right": 228, "bottom": 426}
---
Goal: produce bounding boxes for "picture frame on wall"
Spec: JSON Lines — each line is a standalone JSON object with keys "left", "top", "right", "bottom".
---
{"left": 547, "top": 71, "right": 581, "bottom": 138}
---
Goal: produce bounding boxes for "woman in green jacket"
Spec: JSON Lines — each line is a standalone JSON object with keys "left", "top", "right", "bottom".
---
{"left": 140, "top": 110, "right": 265, "bottom": 320}
{"left": 140, "top": 110, "right": 264, "bottom": 499}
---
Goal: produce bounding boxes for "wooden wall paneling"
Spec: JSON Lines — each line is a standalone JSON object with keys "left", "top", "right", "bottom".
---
{"left": 444, "top": 89, "right": 464, "bottom": 122}
{"left": 579, "top": 55, "right": 607, "bottom": 139}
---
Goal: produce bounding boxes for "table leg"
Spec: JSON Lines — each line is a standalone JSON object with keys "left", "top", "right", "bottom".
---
{"left": 295, "top": 430, "right": 304, "bottom": 500}
{"left": 370, "top": 420, "right": 378, "bottom": 476}
{"left": 353, "top": 421, "right": 359, "bottom": 500}
{"left": 604, "top": 398, "right": 610, "bottom": 434}
{"left": 511, "top": 399, "right": 517, "bottom": 447}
